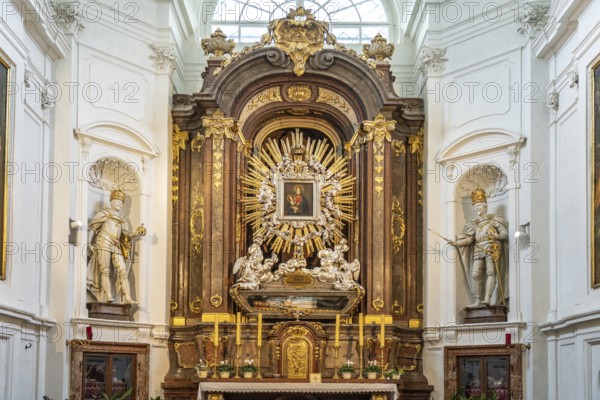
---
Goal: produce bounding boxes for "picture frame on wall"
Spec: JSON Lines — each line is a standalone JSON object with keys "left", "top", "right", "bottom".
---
{"left": 0, "top": 56, "right": 9, "bottom": 281}
{"left": 277, "top": 178, "right": 319, "bottom": 221}
{"left": 593, "top": 59, "right": 600, "bottom": 287}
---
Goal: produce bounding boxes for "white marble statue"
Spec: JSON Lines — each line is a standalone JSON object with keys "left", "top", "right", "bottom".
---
{"left": 86, "top": 189, "right": 146, "bottom": 304}
{"left": 449, "top": 188, "right": 509, "bottom": 307}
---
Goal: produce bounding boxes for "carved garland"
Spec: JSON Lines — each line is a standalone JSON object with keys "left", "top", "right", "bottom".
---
{"left": 172, "top": 124, "right": 189, "bottom": 203}
{"left": 360, "top": 114, "right": 397, "bottom": 197}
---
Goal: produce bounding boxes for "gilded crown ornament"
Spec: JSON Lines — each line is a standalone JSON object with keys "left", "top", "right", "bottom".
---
{"left": 471, "top": 188, "right": 487, "bottom": 204}
{"left": 362, "top": 33, "right": 394, "bottom": 62}
{"left": 261, "top": 7, "right": 337, "bottom": 76}
{"left": 110, "top": 189, "right": 126, "bottom": 202}
{"left": 201, "top": 28, "right": 236, "bottom": 57}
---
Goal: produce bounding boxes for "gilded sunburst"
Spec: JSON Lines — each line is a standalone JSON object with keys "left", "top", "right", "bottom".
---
{"left": 240, "top": 129, "right": 354, "bottom": 258}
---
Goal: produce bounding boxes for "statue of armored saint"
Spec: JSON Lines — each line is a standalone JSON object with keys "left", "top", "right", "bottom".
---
{"left": 449, "top": 189, "right": 508, "bottom": 307}
{"left": 86, "top": 189, "right": 146, "bottom": 304}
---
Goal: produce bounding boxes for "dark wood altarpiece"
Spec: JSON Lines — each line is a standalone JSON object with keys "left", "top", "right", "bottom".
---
{"left": 163, "top": 10, "right": 431, "bottom": 400}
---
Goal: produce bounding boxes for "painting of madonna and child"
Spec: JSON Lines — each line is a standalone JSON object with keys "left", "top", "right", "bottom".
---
{"left": 280, "top": 181, "right": 317, "bottom": 220}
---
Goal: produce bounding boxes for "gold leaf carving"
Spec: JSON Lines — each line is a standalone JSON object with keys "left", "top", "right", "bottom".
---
{"left": 287, "top": 85, "right": 313, "bottom": 101}
{"left": 210, "top": 293, "right": 223, "bottom": 308}
{"left": 247, "top": 87, "right": 282, "bottom": 110}
{"left": 391, "top": 196, "right": 405, "bottom": 253}
{"left": 372, "top": 297, "right": 384, "bottom": 311}
{"left": 409, "top": 127, "right": 424, "bottom": 204}
{"left": 316, "top": 88, "right": 349, "bottom": 112}
{"left": 191, "top": 132, "right": 205, "bottom": 153}
{"left": 392, "top": 139, "right": 406, "bottom": 157}
{"left": 202, "top": 111, "right": 238, "bottom": 191}
{"left": 261, "top": 7, "right": 337, "bottom": 76}
{"left": 190, "top": 296, "right": 202, "bottom": 313}
{"left": 360, "top": 114, "right": 396, "bottom": 197}
{"left": 172, "top": 124, "right": 189, "bottom": 203}
{"left": 190, "top": 193, "right": 204, "bottom": 253}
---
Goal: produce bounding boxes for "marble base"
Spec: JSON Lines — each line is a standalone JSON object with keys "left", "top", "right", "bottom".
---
{"left": 463, "top": 305, "right": 508, "bottom": 324}
{"left": 87, "top": 302, "right": 132, "bottom": 321}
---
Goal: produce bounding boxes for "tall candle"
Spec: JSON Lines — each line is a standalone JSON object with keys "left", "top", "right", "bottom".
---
{"left": 358, "top": 313, "right": 364, "bottom": 346}
{"left": 236, "top": 312, "right": 242, "bottom": 345}
{"left": 335, "top": 315, "right": 340, "bottom": 346}
{"left": 380, "top": 315, "right": 385, "bottom": 347}
{"left": 214, "top": 314, "right": 219, "bottom": 346}
{"left": 257, "top": 313, "right": 263, "bottom": 347}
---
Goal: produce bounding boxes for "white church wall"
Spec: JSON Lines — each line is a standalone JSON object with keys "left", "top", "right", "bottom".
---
{"left": 416, "top": 1, "right": 543, "bottom": 398}
{"left": 533, "top": 0, "right": 600, "bottom": 398}
{"left": 0, "top": 1, "right": 71, "bottom": 397}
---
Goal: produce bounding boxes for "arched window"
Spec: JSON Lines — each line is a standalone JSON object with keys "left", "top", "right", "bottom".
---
{"left": 206, "top": 0, "right": 390, "bottom": 44}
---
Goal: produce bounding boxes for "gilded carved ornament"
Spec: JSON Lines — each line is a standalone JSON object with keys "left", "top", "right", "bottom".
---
{"left": 316, "top": 88, "right": 349, "bottom": 112}
{"left": 202, "top": 111, "right": 238, "bottom": 190}
{"left": 362, "top": 33, "right": 394, "bottom": 62}
{"left": 247, "top": 87, "right": 283, "bottom": 111}
{"left": 191, "top": 132, "right": 205, "bottom": 153}
{"left": 190, "top": 193, "right": 204, "bottom": 253}
{"left": 287, "top": 85, "right": 313, "bottom": 102}
{"left": 360, "top": 114, "right": 397, "bottom": 197}
{"left": 261, "top": 7, "right": 337, "bottom": 76}
{"left": 391, "top": 196, "right": 405, "bottom": 254}
{"left": 170, "top": 300, "right": 178, "bottom": 312}
{"left": 372, "top": 297, "right": 384, "bottom": 312}
{"left": 172, "top": 124, "right": 190, "bottom": 203}
{"left": 409, "top": 127, "right": 424, "bottom": 204}
{"left": 201, "top": 28, "right": 236, "bottom": 57}
{"left": 190, "top": 296, "right": 202, "bottom": 313}
{"left": 210, "top": 293, "right": 223, "bottom": 308}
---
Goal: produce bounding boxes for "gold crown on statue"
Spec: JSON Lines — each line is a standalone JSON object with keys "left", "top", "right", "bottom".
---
{"left": 471, "top": 188, "right": 487, "bottom": 204}
{"left": 110, "top": 189, "right": 126, "bottom": 202}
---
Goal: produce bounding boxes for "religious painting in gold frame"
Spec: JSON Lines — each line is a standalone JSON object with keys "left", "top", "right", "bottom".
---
{"left": 277, "top": 178, "right": 319, "bottom": 221}
{"left": 0, "top": 55, "right": 10, "bottom": 281}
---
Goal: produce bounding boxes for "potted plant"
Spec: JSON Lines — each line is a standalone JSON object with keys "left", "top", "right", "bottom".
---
{"left": 195, "top": 359, "right": 210, "bottom": 379}
{"left": 240, "top": 359, "right": 258, "bottom": 378}
{"left": 216, "top": 360, "right": 234, "bottom": 378}
{"left": 384, "top": 368, "right": 404, "bottom": 380}
{"left": 338, "top": 360, "right": 355, "bottom": 379}
{"left": 364, "top": 360, "right": 382, "bottom": 379}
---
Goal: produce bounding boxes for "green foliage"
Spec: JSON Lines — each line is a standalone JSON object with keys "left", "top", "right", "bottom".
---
{"left": 240, "top": 364, "right": 257, "bottom": 373}
{"left": 100, "top": 387, "right": 133, "bottom": 400}
{"left": 451, "top": 388, "right": 498, "bottom": 400}
{"left": 216, "top": 361, "right": 234, "bottom": 372}
{"left": 364, "top": 360, "right": 382, "bottom": 373}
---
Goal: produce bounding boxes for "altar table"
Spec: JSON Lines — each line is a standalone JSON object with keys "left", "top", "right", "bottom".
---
{"left": 198, "top": 382, "right": 399, "bottom": 400}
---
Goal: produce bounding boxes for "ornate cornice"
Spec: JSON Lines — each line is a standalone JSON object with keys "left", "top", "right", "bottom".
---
{"left": 418, "top": 46, "right": 447, "bottom": 76}
{"left": 149, "top": 43, "right": 176, "bottom": 73}
{"left": 516, "top": 1, "right": 550, "bottom": 38}
{"left": 49, "top": 1, "right": 85, "bottom": 35}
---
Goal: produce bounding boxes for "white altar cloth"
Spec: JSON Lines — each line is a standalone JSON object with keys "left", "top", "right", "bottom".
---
{"left": 198, "top": 382, "right": 399, "bottom": 400}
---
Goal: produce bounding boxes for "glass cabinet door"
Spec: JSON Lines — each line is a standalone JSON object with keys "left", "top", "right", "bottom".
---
{"left": 83, "top": 353, "right": 135, "bottom": 399}
{"left": 459, "top": 357, "right": 482, "bottom": 398}
{"left": 487, "top": 356, "right": 509, "bottom": 400}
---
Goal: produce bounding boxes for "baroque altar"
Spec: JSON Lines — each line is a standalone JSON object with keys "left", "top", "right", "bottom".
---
{"left": 163, "top": 7, "right": 432, "bottom": 400}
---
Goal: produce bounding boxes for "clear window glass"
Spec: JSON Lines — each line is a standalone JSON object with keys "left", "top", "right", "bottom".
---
{"left": 207, "top": 0, "right": 390, "bottom": 44}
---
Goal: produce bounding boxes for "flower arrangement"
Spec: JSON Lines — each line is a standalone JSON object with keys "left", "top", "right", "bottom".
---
{"left": 216, "top": 360, "right": 234, "bottom": 372}
{"left": 364, "top": 360, "right": 382, "bottom": 373}
{"left": 195, "top": 359, "right": 210, "bottom": 371}
{"left": 240, "top": 359, "right": 258, "bottom": 373}
{"left": 385, "top": 368, "right": 404, "bottom": 379}
{"left": 339, "top": 360, "right": 355, "bottom": 374}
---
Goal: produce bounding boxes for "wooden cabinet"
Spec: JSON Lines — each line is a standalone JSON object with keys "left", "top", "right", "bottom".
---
{"left": 445, "top": 345, "right": 522, "bottom": 400}
{"left": 70, "top": 341, "right": 149, "bottom": 400}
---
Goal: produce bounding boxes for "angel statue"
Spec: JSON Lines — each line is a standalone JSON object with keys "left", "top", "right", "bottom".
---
{"left": 86, "top": 189, "right": 146, "bottom": 304}
{"left": 310, "top": 239, "right": 360, "bottom": 290}
{"left": 232, "top": 239, "right": 278, "bottom": 290}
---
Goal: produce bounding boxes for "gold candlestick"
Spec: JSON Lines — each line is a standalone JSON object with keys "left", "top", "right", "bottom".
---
{"left": 333, "top": 344, "right": 341, "bottom": 379}
{"left": 235, "top": 343, "right": 241, "bottom": 378}
{"left": 256, "top": 343, "right": 262, "bottom": 379}
{"left": 359, "top": 344, "right": 364, "bottom": 379}
{"left": 213, "top": 342, "right": 218, "bottom": 379}
{"left": 379, "top": 344, "right": 385, "bottom": 379}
